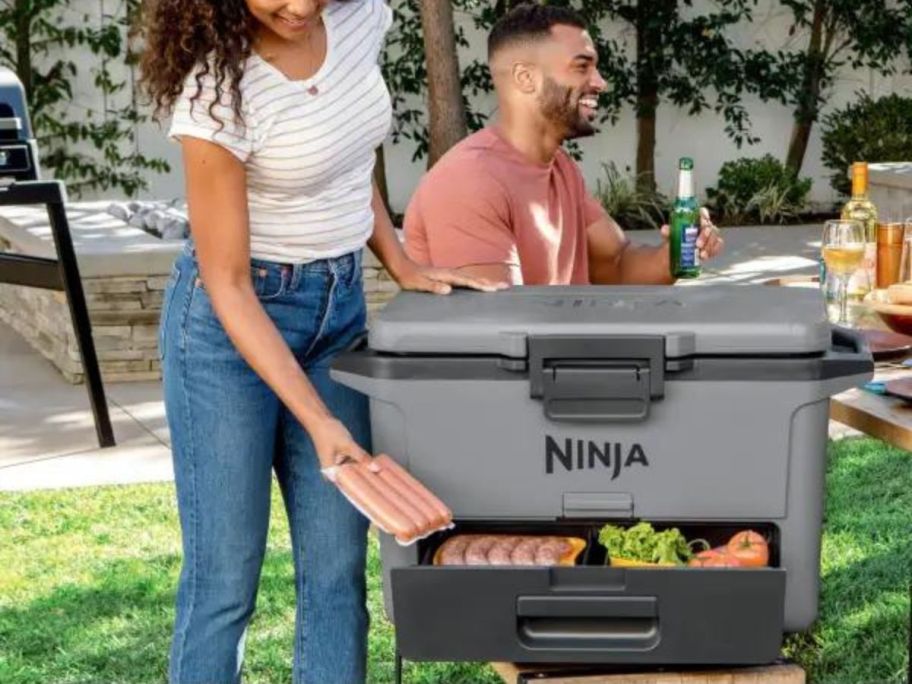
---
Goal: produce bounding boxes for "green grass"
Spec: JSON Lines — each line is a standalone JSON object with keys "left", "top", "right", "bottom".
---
{"left": 0, "top": 437, "right": 908, "bottom": 684}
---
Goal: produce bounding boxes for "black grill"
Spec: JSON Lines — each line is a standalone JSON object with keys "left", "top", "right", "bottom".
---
{"left": 0, "top": 67, "right": 39, "bottom": 180}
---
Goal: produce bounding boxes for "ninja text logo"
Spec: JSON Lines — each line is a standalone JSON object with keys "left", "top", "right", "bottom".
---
{"left": 545, "top": 435, "right": 649, "bottom": 478}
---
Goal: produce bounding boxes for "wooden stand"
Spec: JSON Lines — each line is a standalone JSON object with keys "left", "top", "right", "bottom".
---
{"left": 491, "top": 662, "right": 805, "bottom": 684}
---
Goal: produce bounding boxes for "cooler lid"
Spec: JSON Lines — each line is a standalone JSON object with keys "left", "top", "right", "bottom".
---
{"left": 368, "top": 285, "right": 831, "bottom": 358}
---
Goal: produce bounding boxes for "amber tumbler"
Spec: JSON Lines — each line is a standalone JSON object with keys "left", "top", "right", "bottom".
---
{"left": 877, "top": 222, "right": 905, "bottom": 288}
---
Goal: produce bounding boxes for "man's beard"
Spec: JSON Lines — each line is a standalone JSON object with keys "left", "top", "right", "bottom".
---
{"left": 538, "top": 76, "right": 597, "bottom": 140}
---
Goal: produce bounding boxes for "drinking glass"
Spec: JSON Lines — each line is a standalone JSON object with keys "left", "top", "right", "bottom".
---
{"left": 821, "top": 219, "right": 865, "bottom": 326}
{"left": 899, "top": 219, "right": 912, "bottom": 284}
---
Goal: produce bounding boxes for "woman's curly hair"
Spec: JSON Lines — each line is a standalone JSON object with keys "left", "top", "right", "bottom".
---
{"left": 136, "top": 0, "right": 256, "bottom": 128}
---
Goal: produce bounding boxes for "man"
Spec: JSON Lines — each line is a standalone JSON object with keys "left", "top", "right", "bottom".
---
{"left": 404, "top": 3, "right": 723, "bottom": 285}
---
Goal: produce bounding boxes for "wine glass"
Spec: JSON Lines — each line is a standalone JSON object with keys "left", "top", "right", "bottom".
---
{"left": 822, "top": 219, "right": 865, "bottom": 326}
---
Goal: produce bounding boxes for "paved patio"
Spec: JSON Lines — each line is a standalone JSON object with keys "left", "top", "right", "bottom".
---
{"left": 1, "top": 224, "right": 846, "bottom": 492}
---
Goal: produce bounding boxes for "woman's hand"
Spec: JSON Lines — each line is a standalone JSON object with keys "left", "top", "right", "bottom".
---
{"left": 393, "top": 259, "right": 507, "bottom": 295}
{"left": 308, "top": 416, "right": 377, "bottom": 471}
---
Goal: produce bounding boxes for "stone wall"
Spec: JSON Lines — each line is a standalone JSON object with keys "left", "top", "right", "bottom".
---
{"left": 0, "top": 235, "right": 399, "bottom": 384}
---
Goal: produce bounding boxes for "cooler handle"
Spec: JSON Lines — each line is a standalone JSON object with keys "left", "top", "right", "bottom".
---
{"left": 831, "top": 325, "right": 867, "bottom": 355}
{"left": 516, "top": 596, "right": 659, "bottom": 650}
{"left": 517, "top": 596, "right": 656, "bottom": 618}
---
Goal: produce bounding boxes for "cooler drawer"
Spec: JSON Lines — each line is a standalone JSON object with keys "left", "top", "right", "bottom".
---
{"left": 390, "top": 564, "right": 785, "bottom": 664}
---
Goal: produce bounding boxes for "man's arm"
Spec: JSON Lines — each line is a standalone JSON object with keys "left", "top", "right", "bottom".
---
{"left": 587, "top": 209, "right": 724, "bottom": 285}
{"left": 587, "top": 214, "right": 674, "bottom": 285}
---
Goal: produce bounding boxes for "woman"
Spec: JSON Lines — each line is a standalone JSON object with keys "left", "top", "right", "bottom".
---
{"left": 139, "top": 1, "right": 495, "bottom": 682}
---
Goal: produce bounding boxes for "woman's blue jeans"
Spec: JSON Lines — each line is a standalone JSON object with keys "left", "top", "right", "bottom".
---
{"left": 160, "top": 243, "right": 371, "bottom": 684}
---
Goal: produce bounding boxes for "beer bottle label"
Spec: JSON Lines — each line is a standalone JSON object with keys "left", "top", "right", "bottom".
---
{"left": 681, "top": 224, "right": 699, "bottom": 268}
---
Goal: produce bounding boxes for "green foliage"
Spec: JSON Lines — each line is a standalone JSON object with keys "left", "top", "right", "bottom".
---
{"left": 382, "top": 0, "right": 782, "bottom": 165}
{"left": 772, "top": 1, "right": 911, "bottom": 172}
{"left": 821, "top": 93, "right": 912, "bottom": 197}
{"left": 0, "top": 0, "right": 169, "bottom": 197}
{"left": 593, "top": 162, "right": 669, "bottom": 231}
{"left": 706, "top": 155, "right": 812, "bottom": 224}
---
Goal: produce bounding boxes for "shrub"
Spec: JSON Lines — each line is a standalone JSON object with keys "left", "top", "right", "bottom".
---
{"left": 821, "top": 93, "right": 912, "bottom": 197}
{"left": 706, "top": 155, "right": 812, "bottom": 225}
{"left": 594, "top": 163, "right": 670, "bottom": 231}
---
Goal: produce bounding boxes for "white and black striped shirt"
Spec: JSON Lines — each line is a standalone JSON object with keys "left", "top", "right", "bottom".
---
{"left": 169, "top": 0, "right": 393, "bottom": 263}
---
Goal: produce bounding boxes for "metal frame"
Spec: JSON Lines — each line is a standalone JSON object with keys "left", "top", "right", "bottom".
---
{"left": 0, "top": 179, "right": 114, "bottom": 447}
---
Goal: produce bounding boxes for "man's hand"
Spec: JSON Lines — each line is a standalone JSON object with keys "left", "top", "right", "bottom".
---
{"left": 660, "top": 208, "right": 724, "bottom": 263}
{"left": 392, "top": 259, "right": 508, "bottom": 295}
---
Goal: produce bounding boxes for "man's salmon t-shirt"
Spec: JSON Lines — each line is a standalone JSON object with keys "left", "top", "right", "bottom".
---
{"left": 403, "top": 127, "right": 606, "bottom": 285}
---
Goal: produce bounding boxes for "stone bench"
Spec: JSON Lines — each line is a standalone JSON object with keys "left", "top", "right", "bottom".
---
{"left": 0, "top": 202, "right": 399, "bottom": 384}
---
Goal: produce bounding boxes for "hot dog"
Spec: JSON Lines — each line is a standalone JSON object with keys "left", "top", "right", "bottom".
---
{"left": 374, "top": 455, "right": 452, "bottom": 528}
{"left": 335, "top": 463, "right": 420, "bottom": 543}
{"left": 374, "top": 464, "right": 434, "bottom": 530}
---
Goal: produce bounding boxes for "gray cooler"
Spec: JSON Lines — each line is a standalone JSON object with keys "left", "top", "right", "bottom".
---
{"left": 332, "top": 285, "right": 873, "bottom": 666}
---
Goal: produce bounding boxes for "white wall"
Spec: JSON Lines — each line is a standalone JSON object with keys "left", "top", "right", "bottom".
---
{"left": 45, "top": 1, "right": 912, "bottom": 213}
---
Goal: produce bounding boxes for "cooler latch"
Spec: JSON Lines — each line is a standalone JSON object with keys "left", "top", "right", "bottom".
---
{"left": 528, "top": 335, "right": 665, "bottom": 423}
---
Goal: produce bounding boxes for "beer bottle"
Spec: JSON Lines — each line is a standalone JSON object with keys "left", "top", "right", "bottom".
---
{"left": 670, "top": 157, "right": 701, "bottom": 279}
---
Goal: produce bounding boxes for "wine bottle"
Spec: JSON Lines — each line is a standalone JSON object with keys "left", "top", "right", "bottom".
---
{"left": 842, "top": 162, "right": 878, "bottom": 298}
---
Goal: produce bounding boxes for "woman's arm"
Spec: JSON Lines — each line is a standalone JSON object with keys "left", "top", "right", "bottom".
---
{"left": 367, "top": 179, "right": 506, "bottom": 293}
{"left": 182, "top": 138, "right": 370, "bottom": 468}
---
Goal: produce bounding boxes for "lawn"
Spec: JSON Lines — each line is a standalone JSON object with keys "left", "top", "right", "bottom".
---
{"left": 0, "top": 437, "right": 909, "bottom": 684}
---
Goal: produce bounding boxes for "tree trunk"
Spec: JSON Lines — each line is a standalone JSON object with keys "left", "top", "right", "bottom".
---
{"left": 634, "top": 0, "right": 662, "bottom": 194}
{"left": 419, "top": 0, "right": 467, "bottom": 168}
{"left": 14, "top": 0, "right": 33, "bottom": 102}
{"left": 785, "top": 0, "right": 826, "bottom": 175}
{"left": 373, "top": 146, "right": 393, "bottom": 219}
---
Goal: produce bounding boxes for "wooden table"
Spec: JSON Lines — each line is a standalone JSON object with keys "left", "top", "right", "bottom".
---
{"left": 491, "top": 661, "right": 805, "bottom": 683}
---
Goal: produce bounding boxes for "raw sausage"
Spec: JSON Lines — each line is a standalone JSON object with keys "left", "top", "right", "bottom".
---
{"left": 510, "top": 538, "right": 539, "bottom": 565}
{"left": 375, "top": 455, "right": 452, "bottom": 528}
{"left": 464, "top": 535, "right": 499, "bottom": 565}
{"left": 534, "top": 537, "right": 567, "bottom": 566}
{"left": 488, "top": 536, "right": 522, "bottom": 565}
{"left": 438, "top": 535, "right": 472, "bottom": 565}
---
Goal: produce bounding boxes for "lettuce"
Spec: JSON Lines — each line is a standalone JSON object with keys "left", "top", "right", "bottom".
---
{"left": 597, "top": 522, "right": 693, "bottom": 565}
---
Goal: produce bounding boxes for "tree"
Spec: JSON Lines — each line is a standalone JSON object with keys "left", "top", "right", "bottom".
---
{"left": 776, "top": 0, "right": 909, "bottom": 175}
{"left": 418, "top": 0, "right": 468, "bottom": 166}
{"left": 0, "top": 0, "right": 169, "bottom": 197}
{"left": 566, "top": 0, "right": 779, "bottom": 193}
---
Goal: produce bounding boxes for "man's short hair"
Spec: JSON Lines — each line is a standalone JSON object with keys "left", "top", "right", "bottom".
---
{"left": 488, "top": 3, "right": 587, "bottom": 61}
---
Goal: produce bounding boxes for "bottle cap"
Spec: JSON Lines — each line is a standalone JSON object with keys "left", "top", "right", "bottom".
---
{"left": 679, "top": 157, "right": 694, "bottom": 171}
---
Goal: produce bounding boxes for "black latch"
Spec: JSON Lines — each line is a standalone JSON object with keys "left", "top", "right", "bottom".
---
{"left": 528, "top": 335, "right": 665, "bottom": 423}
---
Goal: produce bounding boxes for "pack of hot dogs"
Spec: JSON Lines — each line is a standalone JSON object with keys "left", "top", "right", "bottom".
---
{"left": 323, "top": 454, "right": 454, "bottom": 545}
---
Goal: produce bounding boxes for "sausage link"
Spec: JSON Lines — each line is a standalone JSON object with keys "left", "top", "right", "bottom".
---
{"left": 488, "top": 536, "right": 523, "bottom": 565}
{"left": 438, "top": 535, "right": 472, "bottom": 565}
{"left": 464, "top": 535, "right": 499, "bottom": 565}
{"left": 534, "top": 538, "right": 566, "bottom": 566}
{"left": 510, "top": 538, "right": 539, "bottom": 565}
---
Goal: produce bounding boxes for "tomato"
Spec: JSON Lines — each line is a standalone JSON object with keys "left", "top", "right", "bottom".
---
{"left": 726, "top": 530, "right": 769, "bottom": 567}
{"left": 688, "top": 547, "right": 743, "bottom": 568}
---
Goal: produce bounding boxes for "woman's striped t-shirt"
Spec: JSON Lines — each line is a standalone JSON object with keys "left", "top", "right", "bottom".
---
{"left": 169, "top": 0, "right": 393, "bottom": 263}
